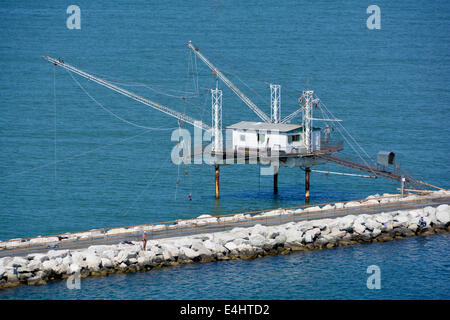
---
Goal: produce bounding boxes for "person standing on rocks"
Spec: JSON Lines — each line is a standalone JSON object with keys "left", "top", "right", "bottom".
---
{"left": 142, "top": 232, "right": 148, "bottom": 251}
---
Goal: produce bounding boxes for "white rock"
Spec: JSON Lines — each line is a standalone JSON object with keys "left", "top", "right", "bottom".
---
{"left": 436, "top": 208, "right": 450, "bottom": 225}
{"left": 135, "top": 255, "right": 149, "bottom": 266}
{"left": 344, "top": 201, "right": 360, "bottom": 208}
{"left": 305, "top": 228, "right": 321, "bottom": 239}
{"left": 224, "top": 241, "right": 238, "bottom": 252}
{"left": 215, "top": 233, "right": 236, "bottom": 246}
{"left": 329, "top": 230, "right": 347, "bottom": 239}
{"left": 11, "top": 256, "right": 28, "bottom": 268}
{"left": 173, "top": 237, "right": 193, "bottom": 248}
{"left": 274, "top": 234, "right": 287, "bottom": 245}
{"left": 42, "top": 260, "right": 58, "bottom": 272}
{"left": 218, "top": 216, "right": 236, "bottom": 223}
{"left": 101, "top": 258, "right": 113, "bottom": 268}
{"left": 68, "top": 263, "right": 80, "bottom": 274}
{"left": 408, "top": 223, "right": 419, "bottom": 232}
{"left": 27, "top": 253, "right": 49, "bottom": 263}
{"left": 362, "top": 199, "right": 379, "bottom": 205}
{"left": 322, "top": 204, "right": 335, "bottom": 211}
{"left": 304, "top": 233, "right": 314, "bottom": 243}
{"left": 401, "top": 195, "right": 419, "bottom": 201}
{"left": 422, "top": 206, "right": 436, "bottom": 217}
{"left": 284, "top": 229, "right": 303, "bottom": 244}
{"left": 160, "top": 244, "right": 180, "bottom": 258}
{"left": 339, "top": 215, "right": 355, "bottom": 232}
{"left": 71, "top": 252, "right": 86, "bottom": 265}
{"left": 196, "top": 214, "right": 218, "bottom": 224}
{"left": 85, "top": 253, "right": 101, "bottom": 270}
{"left": 62, "top": 256, "right": 72, "bottom": 266}
{"left": 233, "top": 214, "right": 246, "bottom": 221}
{"left": 4, "top": 240, "right": 22, "bottom": 248}
{"left": 236, "top": 243, "right": 254, "bottom": 253}
{"left": 312, "top": 221, "right": 328, "bottom": 230}
{"left": 297, "top": 223, "right": 311, "bottom": 232}
{"left": 106, "top": 228, "right": 128, "bottom": 235}
{"left": 372, "top": 228, "right": 382, "bottom": 237}
{"left": 248, "top": 234, "right": 265, "bottom": 247}
{"left": 143, "top": 224, "right": 165, "bottom": 231}
{"left": 100, "top": 249, "right": 118, "bottom": 261}
{"left": 190, "top": 241, "right": 207, "bottom": 252}
{"left": 375, "top": 214, "right": 392, "bottom": 225}
{"left": 335, "top": 202, "right": 344, "bottom": 209}
{"left": 260, "top": 210, "right": 282, "bottom": 217}
{"left": 249, "top": 224, "right": 268, "bottom": 238}
{"left": 304, "top": 206, "right": 321, "bottom": 212}
{"left": 230, "top": 230, "right": 250, "bottom": 240}
{"left": 393, "top": 215, "right": 409, "bottom": 228}
{"left": 364, "top": 219, "right": 382, "bottom": 231}
{"left": 87, "top": 245, "right": 112, "bottom": 255}
{"left": 203, "top": 240, "right": 227, "bottom": 254}
{"left": 408, "top": 209, "right": 423, "bottom": 218}
{"left": 383, "top": 193, "right": 396, "bottom": 197}
{"left": 354, "top": 223, "right": 366, "bottom": 235}
{"left": 179, "top": 247, "right": 199, "bottom": 260}
{"left": 29, "top": 236, "right": 59, "bottom": 244}
{"left": 27, "top": 260, "right": 42, "bottom": 272}
{"left": 47, "top": 249, "right": 69, "bottom": 260}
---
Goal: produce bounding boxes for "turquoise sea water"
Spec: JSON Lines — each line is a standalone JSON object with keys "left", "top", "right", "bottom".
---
{"left": 0, "top": 0, "right": 449, "bottom": 299}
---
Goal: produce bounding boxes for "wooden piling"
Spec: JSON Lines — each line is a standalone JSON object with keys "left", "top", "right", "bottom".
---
{"left": 274, "top": 166, "right": 278, "bottom": 195}
{"left": 305, "top": 167, "right": 310, "bottom": 204}
{"left": 215, "top": 165, "right": 220, "bottom": 199}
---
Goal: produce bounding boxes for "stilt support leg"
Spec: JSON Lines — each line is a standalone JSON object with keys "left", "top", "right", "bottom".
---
{"left": 305, "top": 167, "right": 310, "bottom": 204}
{"left": 274, "top": 166, "right": 278, "bottom": 195}
{"left": 215, "top": 165, "right": 220, "bottom": 199}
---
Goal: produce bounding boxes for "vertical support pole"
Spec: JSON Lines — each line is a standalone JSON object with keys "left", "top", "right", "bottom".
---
{"left": 274, "top": 166, "right": 278, "bottom": 195}
{"left": 215, "top": 165, "right": 220, "bottom": 199}
{"left": 211, "top": 88, "right": 223, "bottom": 153}
{"left": 270, "top": 84, "right": 281, "bottom": 123}
{"left": 401, "top": 176, "right": 405, "bottom": 198}
{"left": 305, "top": 167, "right": 310, "bottom": 204}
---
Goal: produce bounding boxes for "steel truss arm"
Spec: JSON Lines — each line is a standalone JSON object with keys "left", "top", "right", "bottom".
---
{"left": 42, "top": 56, "right": 211, "bottom": 131}
{"left": 187, "top": 41, "right": 271, "bottom": 123}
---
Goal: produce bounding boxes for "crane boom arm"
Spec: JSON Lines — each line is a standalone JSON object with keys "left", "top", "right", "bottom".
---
{"left": 42, "top": 56, "right": 211, "bottom": 131}
{"left": 187, "top": 41, "right": 271, "bottom": 123}
{"left": 280, "top": 107, "right": 303, "bottom": 123}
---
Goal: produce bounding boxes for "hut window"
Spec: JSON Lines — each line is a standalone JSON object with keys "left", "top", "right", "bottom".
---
{"left": 257, "top": 133, "right": 265, "bottom": 143}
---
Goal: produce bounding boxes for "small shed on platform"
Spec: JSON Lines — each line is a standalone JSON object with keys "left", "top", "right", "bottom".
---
{"left": 226, "top": 121, "right": 321, "bottom": 152}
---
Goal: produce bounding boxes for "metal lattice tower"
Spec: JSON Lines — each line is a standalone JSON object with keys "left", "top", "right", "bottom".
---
{"left": 211, "top": 88, "right": 223, "bottom": 152}
{"left": 302, "top": 90, "right": 314, "bottom": 153}
{"left": 270, "top": 84, "right": 281, "bottom": 123}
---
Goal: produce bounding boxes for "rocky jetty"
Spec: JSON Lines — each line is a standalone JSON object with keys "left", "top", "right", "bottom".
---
{"left": 1, "top": 200, "right": 449, "bottom": 290}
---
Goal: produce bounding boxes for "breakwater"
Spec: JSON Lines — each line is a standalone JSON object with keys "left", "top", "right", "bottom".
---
{"left": 0, "top": 192, "right": 449, "bottom": 289}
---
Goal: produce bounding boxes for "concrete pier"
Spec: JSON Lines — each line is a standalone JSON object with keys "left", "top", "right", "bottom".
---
{"left": 0, "top": 190, "right": 449, "bottom": 290}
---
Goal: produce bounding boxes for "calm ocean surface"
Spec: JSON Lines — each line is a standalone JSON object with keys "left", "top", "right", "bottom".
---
{"left": 0, "top": 0, "right": 449, "bottom": 299}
